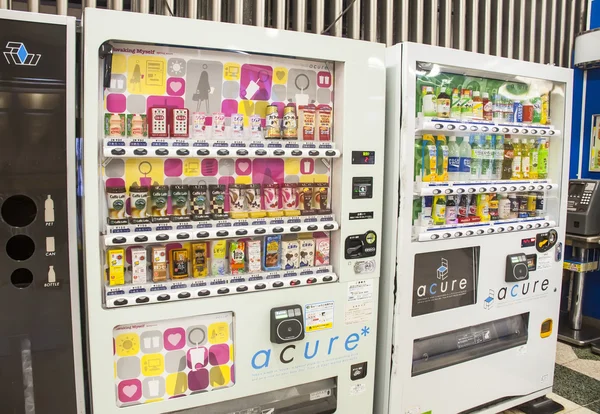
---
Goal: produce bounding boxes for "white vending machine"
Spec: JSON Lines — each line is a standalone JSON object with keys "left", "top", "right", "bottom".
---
{"left": 82, "top": 8, "right": 385, "bottom": 414}
{"left": 377, "top": 43, "right": 573, "bottom": 414}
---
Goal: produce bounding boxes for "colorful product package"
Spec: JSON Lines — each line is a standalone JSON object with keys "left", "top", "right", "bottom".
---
{"left": 170, "top": 184, "right": 190, "bottom": 222}
{"left": 192, "top": 112, "right": 207, "bottom": 138}
{"left": 211, "top": 240, "right": 228, "bottom": 276}
{"left": 212, "top": 112, "right": 226, "bottom": 137}
{"left": 105, "top": 113, "right": 125, "bottom": 137}
{"left": 131, "top": 247, "right": 147, "bottom": 284}
{"left": 282, "top": 237, "right": 300, "bottom": 270}
{"left": 314, "top": 232, "right": 330, "bottom": 266}
{"left": 150, "top": 185, "right": 169, "bottom": 223}
{"left": 317, "top": 105, "right": 332, "bottom": 141}
{"left": 263, "top": 234, "right": 281, "bottom": 271}
{"left": 231, "top": 113, "right": 244, "bottom": 139}
{"left": 127, "top": 114, "right": 147, "bottom": 138}
{"left": 229, "top": 241, "right": 246, "bottom": 274}
{"left": 247, "top": 240, "right": 262, "bottom": 273}
{"left": 129, "top": 184, "right": 149, "bottom": 224}
{"left": 191, "top": 243, "right": 208, "bottom": 278}
{"left": 107, "top": 248, "right": 125, "bottom": 286}
{"left": 298, "top": 104, "right": 316, "bottom": 140}
{"left": 152, "top": 246, "right": 167, "bottom": 282}
{"left": 106, "top": 186, "right": 127, "bottom": 225}
{"left": 170, "top": 248, "right": 189, "bottom": 280}
{"left": 299, "top": 236, "right": 315, "bottom": 267}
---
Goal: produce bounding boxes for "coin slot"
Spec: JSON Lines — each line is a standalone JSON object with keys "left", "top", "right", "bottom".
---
{"left": 11, "top": 268, "right": 33, "bottom": 289}
{"left": 6, "top": 235, "right": 35, "bottom": 261}
{"left": 2, "top": 195, "right": 37, "bottom": 227}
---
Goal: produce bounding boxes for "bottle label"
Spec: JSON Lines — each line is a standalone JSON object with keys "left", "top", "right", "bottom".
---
{"left": 483, "top": 101, "right": 492, "bottom": 113}
{"left": 437, "top": 99, "right": 451, "bottom": 117}
{"left": 512, "top": 156, "right": 521, "bottom": 172}
{"left": 448, "top": 156, "right": 460, "bottom": 173}
{"left": 459, "top": 157, "right": 471, "bottom": 173}
{"left": 531, "top": 153, "right": 539, "bottom": 169}
{"left": 473, "top": 102, "right": 483, "bottom": 118}
{"left": 495, "top": 149, "right": 504, "bottom": 160}
{"left": 522, "top": 157, "right": 530, "bottom": 173}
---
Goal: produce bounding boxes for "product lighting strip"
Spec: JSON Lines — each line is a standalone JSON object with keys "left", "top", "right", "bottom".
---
{"left": 104, "top": 216, "right": 339, "bottom": 247}
{"left": 104, "top": 266, "right": 337, "bottom": 308}
{"left": 414, "top": 180, "right": 556, "bottom": 196}
{"left": 415, "top": 217, "right": 556, "bottom": 242}
{"left": 416, "top": 118, "right": 561, "bottom": 137}
{"left": 103, "top": 138, "right": 341, "bottom": 158}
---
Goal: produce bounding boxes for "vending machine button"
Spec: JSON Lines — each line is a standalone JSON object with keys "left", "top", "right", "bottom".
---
{"left": 134, "top": 148, "right": 148, "bottom": 156}
{"left": 530, "top": 129, "right": 538, "bottom": 134}
{"left": 197, "top": 231, "right": 210, "bottom": 238}
{"left": 291, "top": 150, "right": 302, "bottom": 156}
{"left": 526, "top": 224, "right": 533, "bottom": 229}
{"left": 236, "top": 149, "right": 249, "bottom": 156}
{"left": 254, "top": 228, "right": 266, "bottom": 235}
{"left": 307, "top": 225, "right": 318, "bottom": 231}
{"left": 217, "top": 288, "right": 230, "bottom": 294}
{"left": 112, "top": 237, "right": 126, "bottom": 244}
{"left": 273, "top": 149, "right": 285, "bottom": 156}
{"left": 459, "top": 125, "right": 467, "bottom": 131}
{"left": 443, "top": 233, "right": 451, "bottom": 239}
{"left": 290, "top": 279, "right": 301, "bottom": 286}
{"left": 489, "top": 187, "right": 497, "bottom": 192}
{"left": 544, "top": 222, "right": 550, "bottom": 227}
{"left": 433, "top": 189, "right": 441, "bottom": 194}
{"left": 135, "top": 297, "right": 149, "bottom": 304}
{"left": 431, "top": 234, "right": 440, "bottom": 240}
{"left": 535, "top": 223, "right": 542, "bottom": 228}
{"left": 236, "top": 285, "right": 249, "bottom": 292}
{"left": 290, "top": 226, "right": 301, "bottom": 232}
{"left": 477, "top": 229, "right": 485, "bottom": 235}
{"left": 197, "top": 149, "right": 210, "bottom": 156}
{"left": 272, "top": 281, "right": 284, "bottom": 288}
{"left": 546, "top": 185, "right": 552, "bottom": 190}
{"left": 134, "top": 235, "right": 148, "bottom": 243}
{"left": 198, "top": 289, "right": 211, "bottom": 296}
{"left": 325, "top": 150, "right": 336, "bottom": 156}
{"left": 507, "top": 226, "right": 514, "bottom": 231}
{"left": 479, "top": 187, "right": 486, "bottom": 192}
{"left": 307, "top": 277, "right": 317, "bottom": 284}
{"left": 435, "top": 123, "right": 443, "bottom": 129}
{"left": 466, "top": 230, "right": 474, "bottom": 236}
{"left": 111, "top": 148, "right": 126, "bottom": 156}
{"left": 512, "top": 128, "right": 519, "bottom": 133}
{"left": 323, "top": 276, "right": 333, "bottom": 282}
{"left": 549, "top": 130, "right": 555, "bottom": 135}
{"left": 273, "top": 227, "right": 285, "bottom": 233}
{"left": 468, "top": 188, "right": 476, "bottom": 193}
{"left": 517, "top": 225, "right": 524, "bottom": 230}
{"left": 481, "top": 126, "right": 489, "bottom": 132}
{"left": 255, "top": 283, "right": 267, "bottom": 290}
{"left": 308, "top": 150, "right": 320, "bottom": 156}
{"left": 528, "top": 185, "right": 535, "bottom": 190}
{"left": 538, "top": 185, "right": 544, "bottom": 190}
{"left": 492, "top": 127, "right": 499, "bottom": 132}
{"left": 156, "top": 234, "right": 169, "bottom": 241}
{"left": 114, "top": 299, "right": 128, "bottom": 306}
{"left": 470, "top": 126, "right": 478, "bottom": 131}
{"left": 323, "top": 224, "right": 335, "bottom": 230}
{"left": 447, "top": 124, "right": 456, "bottom": 130}
{"left": 457, "top": 188, "right": 465, "bottom": 193}
{"left": 236, "top": 229, "right": 248, "bottom": 235}
{"left": 217, "top": 149, "right": 230, "bottom": 156}
{"left": 522, "top": 129, "right": 529, "bottom": 134}
{"left": 487, "top": 228, "right": 494, "bottom": 233}
{"left": 155, "top": 149, "right": 169, "bottom": 156}
{"left": 176, "top": 149, "right": 189, "bottom": 156}
{"left": 216, "top": 230, "right": 229, "bottom": 237}
{"left": 454, "top": 232, "right": 462, "bottom": 237}
{"left": 502, "top": 127, "right": 509, "bottom": 133}
{"left": 500, "top": 187, "right": 507, "bottom": 192}
{"left": 255, "top": 149, "right": 268, "bottom": 156}
{"left": 178, "top": 292, "right": 191, "bottom": 299}
{"left": 519, "top": 186, "right": 526, "bottom": 191}
{"left": 176, "top": 233, "right": 190, "bottom": 240}
{"left": 540, "top": 130, "right": 547, "bottom": 134}
{"left": 510, "top": 186, "right": 517, "bottom": 191}
{"left": 157, "top": 294, "right": 170, "bottom": 301}
{"left": 497, "top": 227, "right": 505, "bottom": 232}
{"left": 445, "top": 189, "right": 453, "bottom": 194}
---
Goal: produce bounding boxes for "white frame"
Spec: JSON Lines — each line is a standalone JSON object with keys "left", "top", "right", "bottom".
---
{"left": 376, "top": 42, "right": 573, "bottom": 414}
{"left": 83, "top": 8, "right": 385, "bottom": 413}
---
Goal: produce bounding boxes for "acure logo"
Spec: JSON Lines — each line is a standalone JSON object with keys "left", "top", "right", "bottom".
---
{"left": 4, "top": 42, "right": 41, "bottom": 66}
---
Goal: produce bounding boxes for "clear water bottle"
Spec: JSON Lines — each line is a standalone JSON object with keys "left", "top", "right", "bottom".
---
{"left": 447, "top": 136, "right": 460, "bottom": 181}
{"left": 470, "top": 135, "right": 482, "bottom": 180}
{"left": 459, "top": 136, "right": 472, "bottom": 181}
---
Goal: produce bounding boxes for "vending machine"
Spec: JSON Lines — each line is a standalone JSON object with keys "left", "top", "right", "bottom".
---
{"left": 376, "top": 43, "right": 573, "bottom": 414}
{"left": 0, "top": 10, "right": 85, "bottom": 414}
{"left": 82, "top": 8, "right": 385, "bottom": 413}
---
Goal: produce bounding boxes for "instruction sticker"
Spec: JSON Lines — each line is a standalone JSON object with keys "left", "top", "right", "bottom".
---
{"left": 305, "top": 301, "right": 334, "bottom": 332}
{"left": 345, "top": 279, "right": 374, "bottom": 324}
{"left": 538, "top": 252, "right": 552, "bottom": 270}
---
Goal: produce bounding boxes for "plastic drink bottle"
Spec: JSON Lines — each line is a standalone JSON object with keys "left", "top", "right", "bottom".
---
{"left": 432, "top": 195, "right": 446, "bottom": 225}
{"left": 451, "top": 88, "right": 461, "bottom": 119}
{"left": 435, "top": 135, "right": 449, "bottom": 182}
{"left": 531, "top": 96, "right": 542, "bottom": 123}
{"left": 502, "top": 135, "right": 514, "bottom": 180}
{"left": 470, "top": 135, "right": 482, "bottom": 180}
{"left": 489, "top": 193, "right": 499, "bottom": 220}
{"left": 538, "top": 138, "right": 549, "bottom": 179}
{"left": 521, "top": 138, "right": 530, "bottom": 179}
{"left": 528, "top": 138, "right": 539, "bottom": 179}
{"left": 493, "top": 94, "right": 503, "bottom": 121}
{"left": 541, "top": 94, "right": 549, "bottom": 125}
{"left": 512, "top": 137, "right": 523, "bottom": 179}
{"left": 492, "top": 135, "right": 504, "bottom": 180}
{"left": 459, "top": 136, "right": 472, "bottom": 181}
{"left": 423, "top": 87, "right": 437, "bottom": 117}
{"left": 445, "top": 195, "right": 458, "bottom": 224}
{"left": 472, "top": 91, "right": 483, "bottom": 119}
{"left": 447, "top": 136, "right": 460, "bottom": 181}
{"left": 460, "top": 89, "right": 473, "bottom": 120}
{"left": 477, "top": 194, "right": 490, "bottom": 222}
{"left": 437, "top": 88, "right": 451, "bottom": 118}
{"left": 480, "top": 135, "right": 493, "bottom": 180}
{"left": 482, "top": 92, "right": 492, "bottom": 121}
{"left": 422, "top": 134, "right": 437, "bottom": 182}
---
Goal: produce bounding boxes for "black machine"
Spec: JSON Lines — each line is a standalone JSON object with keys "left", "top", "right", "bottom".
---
{"left": 567, "top": 179, "right": 600, "bottom": 236}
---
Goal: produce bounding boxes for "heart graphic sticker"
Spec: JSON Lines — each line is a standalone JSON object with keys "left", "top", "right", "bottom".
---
{"left": 168, "top": 333, "right": 182, "bottom": 346}
{"left": 123, "top": 384, "right": 137, "bottom": 398}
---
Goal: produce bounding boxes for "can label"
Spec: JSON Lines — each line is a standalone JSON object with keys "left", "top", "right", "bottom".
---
{"left": 513, "top": 102, "right": 523, "bottom": 123}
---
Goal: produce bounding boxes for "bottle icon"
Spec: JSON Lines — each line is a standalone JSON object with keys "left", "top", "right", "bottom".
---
{"left": 44, "top": 195, "right": 55, "bottom": 223}
{"left": 458, "top": 136, "right": 472, "bottom": 181}
{"left": 48, "top": 266, "right": 56, "bottom": 283}
{"left": 447, "top": 136, "right": 460, "bottom": 181}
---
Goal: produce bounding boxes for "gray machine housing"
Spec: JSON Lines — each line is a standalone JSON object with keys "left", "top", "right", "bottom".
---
{"left": 567, "top": 179, "right": 600, "bottom": 235}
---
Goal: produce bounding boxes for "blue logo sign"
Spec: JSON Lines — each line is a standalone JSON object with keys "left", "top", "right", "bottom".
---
{"left": 4, "top": 42, "right": 41, "bottom": 66}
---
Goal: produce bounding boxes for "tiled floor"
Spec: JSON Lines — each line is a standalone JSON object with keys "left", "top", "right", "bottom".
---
{"left": 503, "top": 342, "right": 600, "bottom": 413}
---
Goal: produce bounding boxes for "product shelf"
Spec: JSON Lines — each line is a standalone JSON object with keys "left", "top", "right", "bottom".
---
{"left": 416, "top": 117, "right": 561, "bottom": 137}
{"left": 414, "top": 179, "right": 555, "bottom": 196}
{"left": 414, "top": 217, "right": 556, "bottom": 242}
{"left": 105, "top": 265, "right": 336, "bottom": 308}
{"left": 103, "top": 138, "right": 341, "bottom": 159}
{"left": 104, "top": 214, "right": 338, "bottom": 247}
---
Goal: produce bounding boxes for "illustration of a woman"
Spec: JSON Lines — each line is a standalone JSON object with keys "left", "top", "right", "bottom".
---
{"left": 193, "top": 69, "right": 211, "bottom": 112}
{"left": 130, "top": 60, "right": 142, "bottom": 92}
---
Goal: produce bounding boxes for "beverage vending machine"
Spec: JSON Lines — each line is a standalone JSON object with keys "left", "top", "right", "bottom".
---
{"left": 376, "top": 43, "right": 572, "bottom": 414}
{"left": 0, "top": 10, "right": 85, "bottom": 414}
{"left": 82, "top": 8, "right": 385, "bottom": 413}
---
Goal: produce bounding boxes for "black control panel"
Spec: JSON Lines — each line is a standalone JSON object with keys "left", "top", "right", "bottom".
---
{"left": 270, "top": 305, "right": 305, "bottom": 344}
{"left": 345, "top": 231, "right": 377, "bottom": 259}
{"left": 505, "top": 253, "right": 529, "bottom": 282}
{"left": 352, "top": 177, "right": 373, "bottom": 199}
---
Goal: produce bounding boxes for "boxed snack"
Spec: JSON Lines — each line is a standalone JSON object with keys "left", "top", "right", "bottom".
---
{"left": 107, "top": 248, "right": 125, "bottom": 286}
{"left": 191, "top": 243, "right": 208, "bottom": 278}
{"left": 127, "top": 114, "right": 147, "bottom": 137}
{"left": 229, "top": 241, "right": 246, "bottom": 275}
{"left": 170, "top": 248, "right": 189, "bottom": 280}
{"left": 282, "top": 237, "right": 300, "bottom": 270}
{"left": 263, "top": 234, "right": 281, "bottom": 271}
{"left": 152, "top": 246, "right": 167, "bottom": 282}
{"left": 299, "top": 236, "right": 315, "bottom": 268}
{"left": 131, "top": 247, "right": 147, "bottom": 284}
{"left": 317, "top": 105, "right": 332, "bottom": 141}
{"left": 247, "top": 240, "right": 262, "bottom": 273}
{"left": 314, "top": 232, "right": 330, "bottom": 266}
{"left": 105, "top": 113, "right": 125, "bottom": 137}
{"left": 211, "top": 240, "right": 228, "bottom": 276}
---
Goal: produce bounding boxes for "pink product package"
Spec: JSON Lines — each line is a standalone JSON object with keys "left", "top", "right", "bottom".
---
{"left": 313, "top": 232, "right": 330, "bottom": 266}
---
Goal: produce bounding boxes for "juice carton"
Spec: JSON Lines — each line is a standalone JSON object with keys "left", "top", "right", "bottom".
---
{"left": 131, "top": 247, "right": 147, "bottom": 284}
{"left": 107, "top": 248, "right": 125, "bottom": 286}
{"left": 314, "top": 232, "right": 330, "bottom": 266}
{"left": 152, "top": 246, "right": 167, "bottom": 282}
{"left": 170, "top": 248, "right": 190, "bottom": 280}
{"left": 247, "top": 240, "right": 262, "bottom": 273}
{"left": 263, "top": 235, "right": 282, "bottom": 271}
{"left": 299, "top": 237, "right": 315, "bottom": 267}
{"left": 282, "top": 237, "right": 300, "bottom": 270}
{"left": 211, "top": 240, "right": 228, "bottom": 276}
{"left": 191, "top": 243, "right": 208, "bottom": 278}
{"left": 229, "top": 241, "right": 246, "bottom": 275}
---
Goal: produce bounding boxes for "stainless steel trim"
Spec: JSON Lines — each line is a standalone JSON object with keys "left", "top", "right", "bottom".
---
{"left": 350, "top": 0, "right": 361, "bottom": 39}
{"left": 27, "top": 0, "right": 38, "bottom": 12}
{"left": 295, "top": 0, "right": 306, "bottom": 32}
{"left": 367, "top": 0, "right": 377, "bottom": 42}
{"left": 255, "top": 0, "right": 265, "bottom": 27}
{"left": 233, "top": 0, "right": 243, "bottom": 23}
{"left": 559, "top": 0, "right": 567, "bottom": 67}
{"left": 439, "top": 0, "right": 452, "bottom": 48}
{"left": 540, "top": 0, "right": 547, "bottom": 63}
{"left": 385, "top": 0, "right": 393, "bottom": 45}
{"left": 212, "top": 0, "right": 221, "bottom": 21}
{"left": 312, "top": 0, "right": 324, "bottom": 34}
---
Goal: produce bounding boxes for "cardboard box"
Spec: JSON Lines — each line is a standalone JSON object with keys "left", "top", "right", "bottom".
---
{"left": 314, "top": 232, "right": 330, "bottom": 266}
{"left": 107, "top": 248, "right": 125, "bottom": 286}
{"left": 282, "top": 238, "right": 300, "bottom": 270}
{"left": 152, "top": 246, "right": 167, "bottom": 282}
{"left": 131, "top": 247, "right": 147, "bottom": 284}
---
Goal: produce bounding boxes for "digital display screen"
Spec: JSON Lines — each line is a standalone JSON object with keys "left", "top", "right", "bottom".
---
{"left": 352, "top": 151, "right": 375, "bottom": 165}
{"left": 275, "top": 310, "right": 288, "bottom": 319}
{"left": 569, "top": 183, "right": 585, "bottom": 196}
